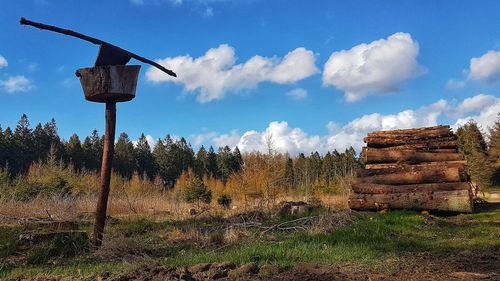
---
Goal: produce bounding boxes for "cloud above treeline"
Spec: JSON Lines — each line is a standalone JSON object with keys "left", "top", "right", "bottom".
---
{"left": 0, "top": 55, "right": 34, "bottom": 94}
{"left": 185, "top": 94, "right": 499, "bottom": 155}
{"left": 146, "top": 44, "right": 319, "bottom": 102}
{"left": 322, "top": 32, "right": 425, "bottom": 102}
{"left": 0, "top": 76, "right": 34, "bottom": 94}
{"left": 447, "top": 49, "right": 500, "bottom": 88}
{"left": 147, "top": 32, "right": 428, "bottom": 103}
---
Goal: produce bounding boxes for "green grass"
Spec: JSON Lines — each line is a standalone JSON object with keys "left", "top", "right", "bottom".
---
{"left": 1, "top": 209, "right": 499, "bottom": 279}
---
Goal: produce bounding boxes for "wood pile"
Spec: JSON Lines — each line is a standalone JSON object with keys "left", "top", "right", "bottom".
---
{"left": 349, "top": 125, "right": 473, "bottom": 213}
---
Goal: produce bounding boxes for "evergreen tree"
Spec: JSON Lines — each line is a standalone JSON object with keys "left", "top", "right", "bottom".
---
{"left": 206, "top": 146, "right": 218, "bottom": 179}
{"left": 457, "top": 120, "right": 493, "bottom": 189}
{"left": 232, "top": 146, "right": 244, "bottom": 172}
{"left": 65, "top": 134, "right": 84, "bottom": 171}
{"left": 113, "top": 132, "right": 136, "bottom": 178}
{"left": 194, "top": 145, "right": 208, "bottom": 179}
{"left": 82, "top": 129, "right": 102, "bottom": 171}
{"left": 13, "top": 114, "right": 33, "bottom": 173}
{"left": 153, "top": 139, "right": 168, "bottom": 187}
{"left": 217, "top": 146, "right": 233, "bottom": 185}
{"left": 134, "top": 133, "right": 156, "bottom": 180}
{"left": 488, "top": 115, "right": 500, "bottom": 186}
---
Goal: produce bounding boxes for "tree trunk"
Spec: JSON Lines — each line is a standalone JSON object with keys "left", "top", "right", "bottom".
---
{"left": 92, "top": 101, "right": 116, "bottom": 248}
{"left": 355, "top": 167, "right": 467, "bottom": 185}
{"left": 356, "top": 163, "right": 467, "bottom": 177}
{"left": 351, "top": 182, "right": 471, "bottom": 194}
{"left": 362, "top": 148, "right": 463, "bottom": 164}
{"left": 367, "top": 125, "right": 452, "bottom": 138}
{"left": 364, "top": 136, "right": 457, "bottom": 148}
{"left": 364, "top": 161, "right": 466, "bottom": 170}
{"left": 348, "top": 190, "right": 473, "bottom": 213}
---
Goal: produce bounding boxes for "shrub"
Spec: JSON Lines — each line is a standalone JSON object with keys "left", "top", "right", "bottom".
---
{"left": 217, "top": 194, "right": 232, "bottom": 209}
{"left": 184, "top": 178, "right": 212, "bottom": 207}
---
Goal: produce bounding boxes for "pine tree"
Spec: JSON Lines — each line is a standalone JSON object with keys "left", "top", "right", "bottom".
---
{"left": 13, "top": 114, "right": 33, "bottom": 173}
{"left": 232, "top": 146, "right": 244, "bottom": 172}
{"left": 194, "top": 145, "right": 208, "bottom": 179}
{"left": 65, "top": 134, "right": 84, "bottom": 171}
{"left": 113, "top": 132, "right": 136, "bottom": 178}
{"left": 217, "top": 146, "right": 233, "bottom": 185}
{"left": 153, "top": 139, "right": 168, "bottom": 187}
{"left": 457, "top": 120, "right": 493, "bottom": 190}
{"left": 82, "top": 129, "right": 103, "bottom": 171}
{"left": 134, "top": 133, "right": 156, "bottom": 180}
{"left": 488, "top": 115, "right": 500, "bottom": 186}
{"left": 206, "top": 146, "right": 218, "bottom": 179}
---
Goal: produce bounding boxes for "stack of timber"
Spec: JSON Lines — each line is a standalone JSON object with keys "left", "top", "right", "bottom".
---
{"left": 349, "top": 125, "right": 473, "bottom": 213}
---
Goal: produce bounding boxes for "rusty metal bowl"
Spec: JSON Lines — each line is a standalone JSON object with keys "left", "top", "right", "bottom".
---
{"left": 76, "top": 65, "right": 141, "bottom": 103}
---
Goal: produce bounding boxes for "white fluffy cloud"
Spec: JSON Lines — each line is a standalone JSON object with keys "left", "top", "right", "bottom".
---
{"left": 322, "top": 32, "right": 425, "bottom": 102}
{"left": 0, "top": 55, "right": 7, "bottom": 69}
{"left": 146, "top": 44, "right": 319, "bottom": 102}
{"left": 467, "top": 50, "right": 500, "bottom": 84}
{"left": 0, "top": 76, "right": 34, "bottom": 93}
{"left": 452, "top": 94, "right": 500, "bottom": 132}
{"left": 199, "top": 94, "right": 498, "bottom": 155}
{"left": 286, "top": 88, "right": 308, "bottom": 100}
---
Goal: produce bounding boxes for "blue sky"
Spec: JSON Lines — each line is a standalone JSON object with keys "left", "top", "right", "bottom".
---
{"left": 0, "top": 0, "right": 499, "bottom": 154}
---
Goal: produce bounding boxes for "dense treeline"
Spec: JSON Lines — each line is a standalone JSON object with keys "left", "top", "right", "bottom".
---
{"left": 0, "top": 115, "right": 361, "bottom": 192}
{"left": 1, "top": 114, "right": 498, "bottom": 194}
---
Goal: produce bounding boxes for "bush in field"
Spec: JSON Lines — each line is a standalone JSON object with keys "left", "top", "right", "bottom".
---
{"left": 184, "top": 177, "right": 212, "bottom": 207}
{"left": 217, "top": 194, "right": 232, "bottom": 209}
{"left": 5, "top": 163, "right": 73, "bottom": 201}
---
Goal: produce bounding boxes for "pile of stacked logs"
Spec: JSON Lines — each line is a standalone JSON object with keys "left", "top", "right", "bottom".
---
{"left": 349, "top": 125, "right": 473, "bottom": 213}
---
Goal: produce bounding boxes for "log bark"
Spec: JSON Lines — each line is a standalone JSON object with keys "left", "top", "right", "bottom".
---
{"left": 362, "top": 148, "right": 463, "bottom": 164}
{"left": 374, "top": 141, "right": 457, "bottom": 150}
{"left": 348, "top": 190, "right": 473, "bottom": 213}
{"left": 351, "top": 182, "right": 471, "bottom": 194}
{"left": 357, "top": 163, "right": 467, "bottom": 177}
{"left": 364, "top": 161, "right": 467, "bottom": 170}
{"left": 367, "top": 125, "right": 451, "bottom": 138}
{"left": 355, "top": 167, "right": 467, "bottom": 185}
{"left": 364, "top": 136, "right": 457, "bottom": 148}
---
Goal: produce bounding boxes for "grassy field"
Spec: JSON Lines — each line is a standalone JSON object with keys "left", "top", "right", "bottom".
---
{"left": 1, "top": 203, "right": 499, "bottom": 280}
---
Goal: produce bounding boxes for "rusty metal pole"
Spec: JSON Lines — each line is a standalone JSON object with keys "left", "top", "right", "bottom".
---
{"left": 92, "top": 101, "right": 116, "bottom": 247}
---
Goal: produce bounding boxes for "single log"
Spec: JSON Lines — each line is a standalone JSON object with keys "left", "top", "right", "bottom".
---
{"left": 351, "top": 182, "right": 471, "bottom": 194}
{"left": 355, "top": 167, "right": 467, "bottom": 185}
{"left": 362, "top": 148, "right": 463, "bottom": 164}
{"left": 375, "top": 141, "right": 457, "bottom": 150}
{"left": 364, "top": 161, "right": 467, "bottom": 170}
{"left": 364, "top": 136, "right": 457, "bottom": 148}
{"left": 348, "top": 190, "right": 473, "bottom": 213}
{"left": 367, "top": 125, "right": 452, "bottom": 138}
{"left": 357, "top": 163, "right": 467, "bottom": 177}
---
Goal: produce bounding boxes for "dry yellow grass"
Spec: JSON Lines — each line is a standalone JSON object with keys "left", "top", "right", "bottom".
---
{"left": 0, "top": 192, "right": 348, "bottom": 222}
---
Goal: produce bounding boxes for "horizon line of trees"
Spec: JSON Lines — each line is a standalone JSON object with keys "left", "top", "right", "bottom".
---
{"left": 1, "top": 114, "right": 498, "bottom": 191}
{"left": 0, "top": 114, "right": 364, "bottom": 190}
